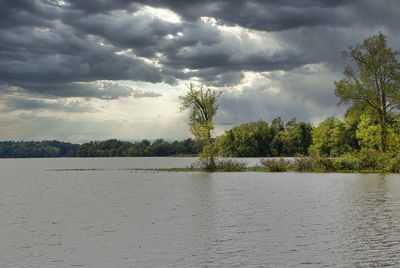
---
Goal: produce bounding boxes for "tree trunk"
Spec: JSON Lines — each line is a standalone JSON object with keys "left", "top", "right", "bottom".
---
{"left": 209, "top": 156, "right": 216, "bottom": 171}
{"left": 204, "top": 130, "right": 216, "bottom": 171}
{"left": 380, "top": 112, "right": 388, "bottom": 153}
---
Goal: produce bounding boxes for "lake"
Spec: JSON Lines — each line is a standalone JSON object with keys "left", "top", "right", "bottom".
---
{"left": 1, "top": 157, "right": 400, "bottom": 267}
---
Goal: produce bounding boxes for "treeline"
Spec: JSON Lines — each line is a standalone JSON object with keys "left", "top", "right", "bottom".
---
{"left": 0, "top": 139, "right": 201, "bottom": 158}
{"left": 216, "top": 113, "right": 397, "bottom": 158}
{"left": 0, "top": 118, "right": 326, "bottom": 159}
{"left": 0, "top": 118, "right": 313, "bottom": 158}
{"left": 309, "top": 112, "right": 400, "bottom": 158}
{"left": 77, "top": 138, "right": 200, "bottom": 157}
{"left": 0, "top": 141, "right": 79, "bottom": 158}
{"left": 216, "top": 118, "right": 312, "bottom": 157}
{"left": 1, "top": 113, "right": 399, "bottom": 159}
{"left": 0, "top": 112, "right": 399, "bottom": 159}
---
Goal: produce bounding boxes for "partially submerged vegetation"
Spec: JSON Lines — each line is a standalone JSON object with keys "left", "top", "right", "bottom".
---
{"left": 145, "top": 156, "right": 400, "bottom": 173}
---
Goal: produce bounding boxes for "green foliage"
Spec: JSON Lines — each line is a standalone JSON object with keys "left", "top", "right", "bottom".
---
{"left": 77, "top": 138, "right": 201, "bottom": 157}
{"left": 355, "top": 113, "right": 381, "bottom": 151}
{"left": 387, "top": 156, "right": 400, "bottom": 173}
{"left": 180, "top": 84, "right": 219, "bottom": 170}
{"left": 358, "top": 148, "right": 380, "bottom": 170}
{"left": 216, "top": 159, "right": 247, "bottom": 172}
{"left": 312, "top": 157, "right": 335, "bottom": 172}
{"left": 335, "top": 32, "right": 400, "bottom": 152}
{"left": 356, "top": 113, "right": 400, "bottom": 155}
{"left": 270, "top": 130, "right": 293, "bottom": 156}
{"left": 0, "top": 141, "right": 78, "bottom": 158}
{"left": 333, "top": 154, "right": 360, "bottom": 171}
{"left": 0, "top": 139, "right": 202, "bottom": 158}
{"left": 260, "top": 158, "right": 290, "bottom": 172}
{"left": 216, "top": 120, "right": 273, "bottom": 157}
{"left": 286, "top": 120, "right": 313, "bottom": 155}
{"left": 309, "top": 117, "right": 355, "bottom": 156}
{"left": 216, "top": 118, "right": 312, "bottom": 157}
{"left": 293, "top": 157, "right": 313, "bottom": 172}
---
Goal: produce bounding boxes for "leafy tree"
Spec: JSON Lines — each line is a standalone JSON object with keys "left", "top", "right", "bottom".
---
{"left": 286, "top": 119, "right": 313, "bottom": 155}
{"left": 356, "top": 113, "right": 400, "bottom": 154}
{"left": 180, "top": 84, "right": 219, "bottom": 170}
{"left": 335, "top": 33, "right": 400, "bottom": 153}
{"left": 216, "top": 119, "right": 312, "bottom": 157}
{"left": 309, "top": 117, "right": 355, "bottom": 156}
{"left": 270, "top": 130, "right": 293, "bottom": 156}
{"left": 270, "top": 117, "right": 285, "bottom": 133}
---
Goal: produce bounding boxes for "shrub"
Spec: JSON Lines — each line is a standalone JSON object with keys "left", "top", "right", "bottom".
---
{"left": 312, "top": 157, "right": 335, "bottom": 172}
{"left": 358, "top": 148, "right": 380, "bottom": 170}
{"left": 260, "top": 158, "right": 290, "bottom": 172}
{"left": 216, "top": 159, "right": 247, "bottom": 172}
{"left": 293, "top": 157, "right": 313, "bottom": 172}
{"left": 387, "top": 156, "right": 400, "bottom": 173}
{"left": 333, "top": 154, "right": 360, "bottom": 171}
{"left": 191, "top": 158, "right": 217, "bottom": 172}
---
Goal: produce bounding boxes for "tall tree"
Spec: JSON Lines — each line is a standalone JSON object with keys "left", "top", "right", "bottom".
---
{"left": 335, "top": 33, "right": 400, "bottom": 152}
{"left": 180, "top": 84, "right": 219, "bottom": 171}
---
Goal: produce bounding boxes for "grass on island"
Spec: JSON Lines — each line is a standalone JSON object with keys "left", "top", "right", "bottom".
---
{"left": 129, "top": 156, "right": 400, "bottom": 174}
{"left": 45, "top": 156, "right": 400, "bottom": 174}
{"left": 130, "top": 166, "right": 388, "bottom": 174}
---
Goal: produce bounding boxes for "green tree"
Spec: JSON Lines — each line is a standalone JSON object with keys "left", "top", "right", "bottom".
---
{"left": 180, "top": 84, "right": 219, "bottom": 171}
{"left": 335, "top": 33, "right": 400, "bottom": 153}
{"left": 356, "top": 113, "right": 400, "bottom": 154}
{"left": 286, "top": 119, "right": 313, "bottom": 155}
{"left": 309, "top": 117, "right": 355, "bottom": 156}
{"left": 270, "top": 130, "right": 293, "bottom": 156}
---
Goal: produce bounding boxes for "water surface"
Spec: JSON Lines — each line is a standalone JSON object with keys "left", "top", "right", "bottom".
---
{"left": 1, "top": 158, "right": 400, "bottom": 267}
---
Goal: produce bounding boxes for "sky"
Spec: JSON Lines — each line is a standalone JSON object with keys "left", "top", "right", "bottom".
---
{"left": 1, "top": 0, "right": 399, "bottom": 143}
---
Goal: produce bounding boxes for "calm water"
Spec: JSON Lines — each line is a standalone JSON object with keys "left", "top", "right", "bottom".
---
{"left": 1, "top": 158, "right": 400, "bottom": 267}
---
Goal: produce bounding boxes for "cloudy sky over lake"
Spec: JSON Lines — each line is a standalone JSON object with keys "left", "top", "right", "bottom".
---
{"left": 1, "top": 0, "right": 399, "bottom": 142}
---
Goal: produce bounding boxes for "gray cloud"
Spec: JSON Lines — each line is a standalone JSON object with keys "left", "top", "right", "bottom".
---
{"left": 20, "top": 82, "right": 163, "bottom": 99}
{"left": 1, "top": 0, "right": 399, "bottom": 95}
{"left": 0, "top": 98, "right": 94, "bottom": 113}
{"left": 0, "top": 0, "right": 399, "bottom": 140}
{"left": 216, "top": 67, "right": 347, "bottom": 127}
{"left": 0, "top": 81, "right": 162, "bottom": 114}
{"left": 133, "top": 0, "right": 369, "bottom": 31}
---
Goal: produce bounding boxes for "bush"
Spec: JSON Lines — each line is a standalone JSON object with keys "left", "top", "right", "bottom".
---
{"left": 216, "top": 159, "right": 247, "bottom": 172}
{"left": 358, "top": 148, "right": 380, "bottom": 170}
{"left": 293, "top": 157, "right": 313, "bottom": 172}
{"left": 387, "top": 156, "right": 400, "bottom": 173}
{"left": 260, "top": 158, "right": 290, "bottom": 172}
{"left": 191, "top": 158, "right": 217, "bottom": 172}
{"left": 333, "top": 154, "right": 360, "bottom": 171}
{"left": 312, "top": 157, "right": 335, "bottom": 172}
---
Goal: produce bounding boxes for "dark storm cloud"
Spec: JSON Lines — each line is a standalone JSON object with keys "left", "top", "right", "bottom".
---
{"left": 0, "top": 0, "right": 399, "bottom": 104}
{"left": 0, "top": 0, "right": 52, "bottom": 29}
{"left": 0, "top": 17, "right": 164, "bottom": 97}
{"left": 0, "top": 97, "right": 94, "bottom": 113}
{"left": 2, "top": 82, "right": 162, "bottom": 101}
{"left": 136, "top": 0, "right": 352, "bottom": 30}
{"left": 62, "top": 9, "right": 182, "bottom": 55}
{"left": 65, "top": 0, "right": 139, "bottom": 14}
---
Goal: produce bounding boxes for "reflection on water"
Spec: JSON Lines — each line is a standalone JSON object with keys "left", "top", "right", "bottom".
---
{"left": 1, "top": 158, "right": 400, "bottom": 267}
